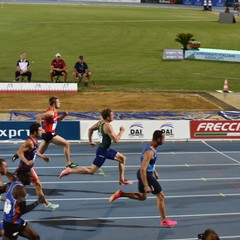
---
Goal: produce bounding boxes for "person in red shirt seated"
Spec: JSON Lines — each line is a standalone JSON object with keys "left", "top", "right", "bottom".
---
{"left": 50, "top": 53, "right": 68, "bottom": 82}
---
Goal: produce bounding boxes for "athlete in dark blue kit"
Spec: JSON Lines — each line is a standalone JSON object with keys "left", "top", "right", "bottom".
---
{"left": 2, "top": 167, "right": 44, "bottom": 240}
{"left": 59, "top": 108, "right": 133, "bottom": 186}
{"left": 16, "top": 122, "right": 59, "bottom": 210}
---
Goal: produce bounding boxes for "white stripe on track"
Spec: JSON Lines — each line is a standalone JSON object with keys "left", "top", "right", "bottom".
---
{"left": 26, "top": 192, "right": 240, "bottom": 202}
{"left": 3, "top": 151, "right": 240, "bottom": 157}
{"left": 7, "top": 163, "right": 240, "bottom": 170}
{"left": 202, "top": 141, "right": 240, "bottom": 164}
{"left": 39, "top": 176, "right": 240, "bottom": 184}
{"left": 26, "top": 211, "right": 240, "bottom": 220}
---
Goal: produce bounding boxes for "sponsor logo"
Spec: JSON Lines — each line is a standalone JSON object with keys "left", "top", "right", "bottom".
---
{"left": 191, "top": 121, "right": 240, "bottom": 138}
{"left": 0, "top": 128, "right": 29, "bottom": 139}
{"left": 129, "top": 123, "right": 144, "bottom": 138}
{"left": 196, "top": 122, "right": 240, "bottom": 132}
{"left": 160, "top": 122, "right": 174, "bottom": 137}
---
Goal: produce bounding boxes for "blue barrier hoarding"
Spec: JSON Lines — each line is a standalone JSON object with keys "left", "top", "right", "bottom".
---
{"left": 183, "top": 0, "right": 225, "bottom": 5}
{"left": 212, "top": 0, "right": 226, "bottom": 6}
{"left": 182, "top": 0, "right": 192, "bottom": 4}
{"left": 192, "top": 0, "right": 204, "bottom": 6}
{"left": 0, "top": 121, "right": 80, "bottom": 141}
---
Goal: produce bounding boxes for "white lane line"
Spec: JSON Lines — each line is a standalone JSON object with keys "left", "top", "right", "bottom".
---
{"left": 26, "top": 192, "right": 240, "bottom": 202}
{"left": 40, "top": 177, "right": 240, "bottom": 184}
{"left": 26, "top": 211, "right": 240, "bottom": 221}
{"left": 7, "top": 163, "right": 240, "bottom": 171}
{"left": 202, "top": 141, "right": 240, "bottom": 164}
{"left": 3, "top": 151, "right": 240, "bottom": 158}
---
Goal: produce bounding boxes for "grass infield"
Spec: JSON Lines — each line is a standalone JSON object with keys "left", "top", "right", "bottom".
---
{"left": 0, "top": 3, "right": 240, "bottom": 92}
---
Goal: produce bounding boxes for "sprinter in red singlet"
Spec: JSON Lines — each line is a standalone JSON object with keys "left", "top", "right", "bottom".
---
{"left": 36, "top": 96, "right": 78, "bottom": 168}
{"left": 11, "top": 97, "right": 78, "bottom": 169}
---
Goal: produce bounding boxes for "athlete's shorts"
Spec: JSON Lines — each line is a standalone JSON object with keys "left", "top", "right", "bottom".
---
{"left": 18, "top": 166, "right": 38, "bottom": 183}
{"left": 93, "top": 147, "right": 117, "bottom": 168}
{"left": 42, "top": 132, "right": 57, "bottom": 143}
{"left": 3, "top": 219, "right": 27, "bottom": 239}
{"left": 137, "top": 169, "right": 162, "bottom": 195}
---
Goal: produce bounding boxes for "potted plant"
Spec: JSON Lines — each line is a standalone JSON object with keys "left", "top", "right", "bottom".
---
{"left": 175, "top": 33, "right": 195, "bottom": 50}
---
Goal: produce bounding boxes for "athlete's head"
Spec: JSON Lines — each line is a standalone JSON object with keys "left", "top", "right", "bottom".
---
{"left": 101, "top": 108, "right": 113, "bottom": 121}
{"left": 198, "top": 228, "right": 219, "bottom": 240}
{"left": 30, "top": 122, "right": 41, "bottom": 134}
{"left": 0, "top": 158, "right": 8, "bottom": 175}
{"left": 29, "top": 122, "right": 43, "bottom": 137}
{"left": 49, "top": 96, "right": 58, "bottom": 105}
{"left": 152, "top": 130, "right": 165, "bottom": 145}
{"left": 14, "top": 167, "right": 31, "bottom": 186}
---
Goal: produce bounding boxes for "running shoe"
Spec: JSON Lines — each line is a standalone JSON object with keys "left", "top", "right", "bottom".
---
{"left": 160, "top": 219, "right": 177, "bottom": 228}
{"left": 66, "top": 163, "right": 78, "bottom": 168}
{"left": 12, "top": 154, "right": 19, "bottom": 162}
{"left": 119, "top": 179, "right": 134, "bottom": 186}
{"left": 45, "top": 202, "right": 59, "bottom": 210}
{"left": 109, "top": 190, "right": 123, "bottom": 203}
{"left": 59, "top": 167, "right": 71, "bottom": 179}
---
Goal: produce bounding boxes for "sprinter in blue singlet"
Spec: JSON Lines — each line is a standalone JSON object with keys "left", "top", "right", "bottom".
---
{"left": 109, "top": 130, "right": 177, "bottom": 228}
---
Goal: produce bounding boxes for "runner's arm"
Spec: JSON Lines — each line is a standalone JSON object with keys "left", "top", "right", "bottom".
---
{"left": 36, "top": 110, "right": 54, "bottom": 127}
{"left": 17, "top": 140, "right": 35, "bottom": 166}
{"left": 140, "top": 150, "right": 153, "bottom": 193}
{"left": 105, "top": 124, "right": 124, "bottom": 143}
{"left": 57, "top": 111, "right": 68, "bottom": 122}
{"left": 15, "top": 185, "right": 40, "bottom": 214}
{"left": 88, "top": 121, "right": 100, "bottom": 144}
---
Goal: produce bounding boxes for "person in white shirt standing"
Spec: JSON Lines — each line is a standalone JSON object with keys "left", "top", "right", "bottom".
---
{"left": 15, "top": 52, "right": 32, "bottom": 82}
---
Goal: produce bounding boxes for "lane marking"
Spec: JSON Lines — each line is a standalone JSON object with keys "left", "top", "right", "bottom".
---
{"left": 7, "top": 163, "right": 240, "bottom": 171}
{"left": 3, "top": 151, "right": 240, "bottom": 157}
{"left": 202, "top": 141, "right": 240, "bottom": 164}
{"left": 26, "top": 192, "right": 240, "bottom": 202}
{"left": 40, "top": 176, "right": 240, "bottom": 184}
{"left": 27, "top": 211, "right": 240, "bottom": 221}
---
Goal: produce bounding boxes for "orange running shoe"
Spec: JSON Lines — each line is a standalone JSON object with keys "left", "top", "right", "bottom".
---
{"left": 109, "top": 190, "right": 123, "bottom": 203}
{"left": 59, "top": 167, "right": 71, "bottom": 179}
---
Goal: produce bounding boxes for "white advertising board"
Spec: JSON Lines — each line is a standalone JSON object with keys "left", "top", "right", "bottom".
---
{"left": 0, "top": 83, "right": 78, "bottom": 93}
{"left": 80, "top": 120, "right": 190, "bottom": 141}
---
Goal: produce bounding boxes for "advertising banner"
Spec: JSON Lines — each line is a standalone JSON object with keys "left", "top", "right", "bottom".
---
{"left": 182, "top": 0, "right": 193, "bottom": 4}
{"left": 0, "top": 121, "right": 80, "bottom": 141}
{"left": 80, "top": 120, "right": 190, "bottom": 141}
{"left": 212, "top": 0, "right": 226, "bottom": 6}
{"left": 185, "top": 48, "right": 240, "bottom": 62}
{"left": 190, "top": 120, "right": 240, "bottom": 139}
{"left": 0, "top": 83, "right": 78, "bottom": 93}
{"left": 163, "top": 49, "right": 184, "bottom": 60}
{"left": 192, "top": 0, "right": 203, "bottom": 6}
{"left": 183, "top": 0, "right": 225, "bottom": 5}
